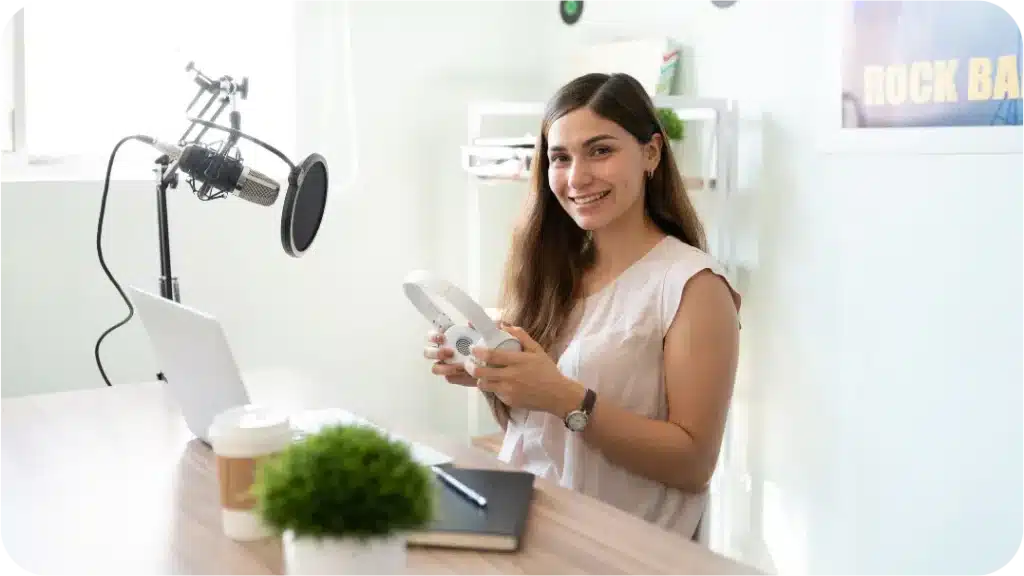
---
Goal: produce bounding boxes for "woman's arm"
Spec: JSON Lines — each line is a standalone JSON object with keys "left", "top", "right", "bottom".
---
{"left": 557, "top": 269, "right": 740, "bottom": 493}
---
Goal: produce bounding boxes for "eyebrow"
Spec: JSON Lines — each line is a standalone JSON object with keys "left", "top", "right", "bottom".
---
{"left": 548, "top": 134, "right": 617, "bottom": 153}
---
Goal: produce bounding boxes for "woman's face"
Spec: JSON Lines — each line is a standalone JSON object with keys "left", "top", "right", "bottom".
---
{"left": 546, "top": 107, "right": 660, "bottom": 231}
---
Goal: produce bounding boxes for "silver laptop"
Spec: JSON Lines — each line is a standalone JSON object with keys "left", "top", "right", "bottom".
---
{"left": 126, "top": 286, "right": 452, "bottom": 465}
{"left": 127, "top": 286, "right": 255, "bottom": 444}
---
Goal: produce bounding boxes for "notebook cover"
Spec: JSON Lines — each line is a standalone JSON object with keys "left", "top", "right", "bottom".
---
{"left": 406, "top": 464, "right": 535, "bottom": 552}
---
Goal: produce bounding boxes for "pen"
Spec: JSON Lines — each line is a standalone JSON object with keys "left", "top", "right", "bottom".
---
{"left": 431, "top": 465, "right": 488, "bottom": 508}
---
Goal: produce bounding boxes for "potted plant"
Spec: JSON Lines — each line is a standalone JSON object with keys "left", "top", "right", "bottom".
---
{"left": 656, "top": 107, "right": 686, "bottom": 158}
{"left": 252, "top": 424, "right": 435, "bottom": 574}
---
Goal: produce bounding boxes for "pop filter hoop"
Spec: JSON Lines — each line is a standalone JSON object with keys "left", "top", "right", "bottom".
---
{"left": 282, "top": 153, "right": 329, "bottom": 258}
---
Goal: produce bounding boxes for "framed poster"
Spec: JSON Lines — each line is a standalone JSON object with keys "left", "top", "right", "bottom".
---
{"left": 819, "top": 0, "right": 1024, "bottom": 152}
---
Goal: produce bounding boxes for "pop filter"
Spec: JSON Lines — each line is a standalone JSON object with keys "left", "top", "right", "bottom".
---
{"left": 281, "top": 153, "right": 329, "bottom": 257}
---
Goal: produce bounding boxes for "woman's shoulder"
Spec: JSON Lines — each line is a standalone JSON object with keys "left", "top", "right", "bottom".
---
{"left": 645, "top": 236, "right": 725, "bottom": 283}
{"left": 653, "top": 236, "right": 741, "bottom": 332}
{"left": 656, "top": 235, "right": 716, "bottom": 264}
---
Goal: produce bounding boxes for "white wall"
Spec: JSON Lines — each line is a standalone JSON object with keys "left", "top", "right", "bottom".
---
{"left": 0, "top": 1, "right": 552, "bottom": 441}
{"left": 546, "top": 1, "right": 1022, "bottom": 574}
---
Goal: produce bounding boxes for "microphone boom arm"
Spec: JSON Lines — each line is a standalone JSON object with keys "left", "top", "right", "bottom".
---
{"left": 184, "top": 115, "right": 297, "bottom": 172}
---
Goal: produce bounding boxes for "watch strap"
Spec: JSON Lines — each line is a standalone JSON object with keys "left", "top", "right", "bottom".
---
{"left": 563, "top": 388, "right": 597, "bottom": 431}
{"left": 581, "top": 388, "right": 596, "bottom": 415}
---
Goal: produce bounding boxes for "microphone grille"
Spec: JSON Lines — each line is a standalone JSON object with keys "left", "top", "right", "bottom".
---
{"left": 235, "top": 167, "right": 281, "bottom": 207}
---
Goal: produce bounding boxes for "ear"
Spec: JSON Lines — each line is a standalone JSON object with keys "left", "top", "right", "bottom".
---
{"left": 644, "top": 132, "right": 663, "bottom": 174}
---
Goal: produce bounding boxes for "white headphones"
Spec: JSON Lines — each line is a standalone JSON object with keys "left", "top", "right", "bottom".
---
{"left": 402, "top": 270, "right": 522, "bottom": 366}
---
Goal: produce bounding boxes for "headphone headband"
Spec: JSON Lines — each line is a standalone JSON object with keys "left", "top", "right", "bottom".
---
{"left": 402, "top": 270, "right": 502, "bottom": 344}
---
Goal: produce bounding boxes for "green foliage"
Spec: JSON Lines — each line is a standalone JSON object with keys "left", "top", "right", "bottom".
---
{"left": 252, "top": 425, "right": 435, "bottom": 541}
{"left": 656, "top": 108, "right": 685, "bottom": 141}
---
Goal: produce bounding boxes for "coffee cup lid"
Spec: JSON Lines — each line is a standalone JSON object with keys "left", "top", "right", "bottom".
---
{"left": 209, "top": 404, "right": 292, "bottom": 444}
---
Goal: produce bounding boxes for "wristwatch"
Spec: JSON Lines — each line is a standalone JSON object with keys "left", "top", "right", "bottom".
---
{"left": 564, "top": 388, "right": 596, "bottom": 432}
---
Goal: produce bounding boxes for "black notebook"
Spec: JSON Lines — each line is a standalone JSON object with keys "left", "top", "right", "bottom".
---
{"left": 407, "top": 464, "right": 535, "bottom": 552}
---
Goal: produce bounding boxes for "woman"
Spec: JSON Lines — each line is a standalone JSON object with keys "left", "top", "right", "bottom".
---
{"left": 424, "top": 72, "right": 741, "bottom": 539}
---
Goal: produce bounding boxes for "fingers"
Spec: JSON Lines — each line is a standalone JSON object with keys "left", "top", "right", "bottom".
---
{"left": 428, "top": 360, "right": 476, "bottom": 387}
{"left": 425, "top": 330, "right": 455, "bottom": 362}
{"left": 446, "top": 375, "right": 477, "bottom": 387}
{"left": 431, "top": 361, "right": 466, "bottom": 377}
{"left": 423, "top": 345, "right": 455, "bottom": 362}
{"left": 501, "top": 325, "right": 540, "bottom": 353}
{"left": 464, "top": 358, "right": 509, "bottom": 381}
{"left": 470, "top": 345, "right": 522, "bottom": 368}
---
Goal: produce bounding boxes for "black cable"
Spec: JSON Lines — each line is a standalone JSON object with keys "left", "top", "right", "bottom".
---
{"left": 94, "top": 134, "right": 152, "bottom": 387}
{"left": 185, "top": 115, "right": 296, "bottom": 172}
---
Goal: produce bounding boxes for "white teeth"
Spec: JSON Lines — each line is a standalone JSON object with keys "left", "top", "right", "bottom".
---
{"left": 571, "top": 191, "right": 610, "bottom": 205}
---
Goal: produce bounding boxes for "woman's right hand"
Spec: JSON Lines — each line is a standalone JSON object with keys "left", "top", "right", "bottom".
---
{"left": 424, "top": 330, "right": 477, "bottom": 387}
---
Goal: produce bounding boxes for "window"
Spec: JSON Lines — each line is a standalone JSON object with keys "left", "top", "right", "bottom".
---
{"left": 5, "top": 2, "right": 296, "bottom": 179}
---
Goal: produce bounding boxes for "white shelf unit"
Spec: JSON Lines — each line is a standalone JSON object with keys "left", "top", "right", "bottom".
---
{"left": 462, "top": 96, "right": 744, "bottom": 438}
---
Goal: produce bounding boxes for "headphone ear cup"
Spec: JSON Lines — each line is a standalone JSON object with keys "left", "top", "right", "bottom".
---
{"left": 494, "top": 331, "right": 523, "bottom": 353}
{"left": 443, "top": 325, "right": 483, "bottom": 365}
{"left": 475, "top": 331, "right": 524, "bottom": 368}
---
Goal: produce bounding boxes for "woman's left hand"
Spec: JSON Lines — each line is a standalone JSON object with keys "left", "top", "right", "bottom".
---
{"left": 464, "top": 325, "right": 585, "bottom": 417}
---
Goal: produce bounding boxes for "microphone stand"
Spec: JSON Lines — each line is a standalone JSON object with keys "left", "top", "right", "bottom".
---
{"left": 149, "top": 72, "right": 244, "bottom": 383}
{"left": 154, "top": 154, "right": 180, "bottom": 303}
{"left": 152, "top": 155, "right": 180, "bottom": 386}
{"left": 152, "top": 62, "right": 247, "bottom": 304}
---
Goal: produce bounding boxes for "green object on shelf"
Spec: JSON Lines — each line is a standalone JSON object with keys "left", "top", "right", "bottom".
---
{"left": 656, "top": 108, "right": 685, "bottom": 141}
{"left": 560, "top": 1, "right": 583, "bottom": 25}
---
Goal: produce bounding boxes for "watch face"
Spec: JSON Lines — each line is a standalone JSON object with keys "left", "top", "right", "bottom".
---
{"left": 566, "top": 411, "right": 588, "bottom": 431}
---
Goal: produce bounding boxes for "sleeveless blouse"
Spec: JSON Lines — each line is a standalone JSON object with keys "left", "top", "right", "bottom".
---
{"left": 496, "top": 235, "right": 740, "bottom": 539}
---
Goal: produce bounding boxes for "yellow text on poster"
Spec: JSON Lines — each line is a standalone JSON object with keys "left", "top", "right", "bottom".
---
{"left": 862, "top": 55, "right": 1021, "bottom": 106}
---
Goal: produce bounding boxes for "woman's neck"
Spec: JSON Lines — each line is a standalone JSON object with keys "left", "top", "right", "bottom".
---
{"left": 589, "top": 204, "right": 665, "bottom": 281}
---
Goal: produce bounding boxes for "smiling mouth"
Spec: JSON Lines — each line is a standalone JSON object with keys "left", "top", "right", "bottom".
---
{"left": 570, "top": 190, "right": 611, "bottom": 205}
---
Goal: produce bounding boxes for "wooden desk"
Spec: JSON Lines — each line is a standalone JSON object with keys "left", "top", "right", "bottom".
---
{"left": 1, "top": 370, "right": 758, "bottom": 575}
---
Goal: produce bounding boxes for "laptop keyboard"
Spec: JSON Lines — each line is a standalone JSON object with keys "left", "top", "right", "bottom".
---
{"left": 289, "top": 408, "right": 453, "bottom": 467}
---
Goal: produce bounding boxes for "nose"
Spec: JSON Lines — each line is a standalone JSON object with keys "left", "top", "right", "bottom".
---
{"left": 568, "top": 159, "right": 591, "bottom": 191}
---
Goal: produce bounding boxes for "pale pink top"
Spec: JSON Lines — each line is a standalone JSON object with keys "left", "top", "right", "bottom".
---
{"left": 497, "top": 235, "right": 740, "bottom": 539}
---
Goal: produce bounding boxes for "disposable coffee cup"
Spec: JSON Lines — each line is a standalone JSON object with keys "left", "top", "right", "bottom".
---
{"left": 208, "top": 404, "right": 293, "bottom": 541}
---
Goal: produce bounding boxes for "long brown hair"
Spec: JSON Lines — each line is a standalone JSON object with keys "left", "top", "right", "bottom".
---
{"left": 486, "top": 73, "right": 706, "bottom": 425}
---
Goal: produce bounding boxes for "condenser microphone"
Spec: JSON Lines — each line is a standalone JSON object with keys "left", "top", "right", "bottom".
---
{"left": 178, "top": 144, "right": 281, "bottom": 206}
{"left": 138, "top": 136, "right": 281, "bottom": 208}
{"left": 138, "top": 134, "right": 327, "bottom": 256}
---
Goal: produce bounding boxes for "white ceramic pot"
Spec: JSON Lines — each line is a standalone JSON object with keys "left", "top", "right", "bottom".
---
{"left": 283, "top": 530, "right": 407, "bottom": 575}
